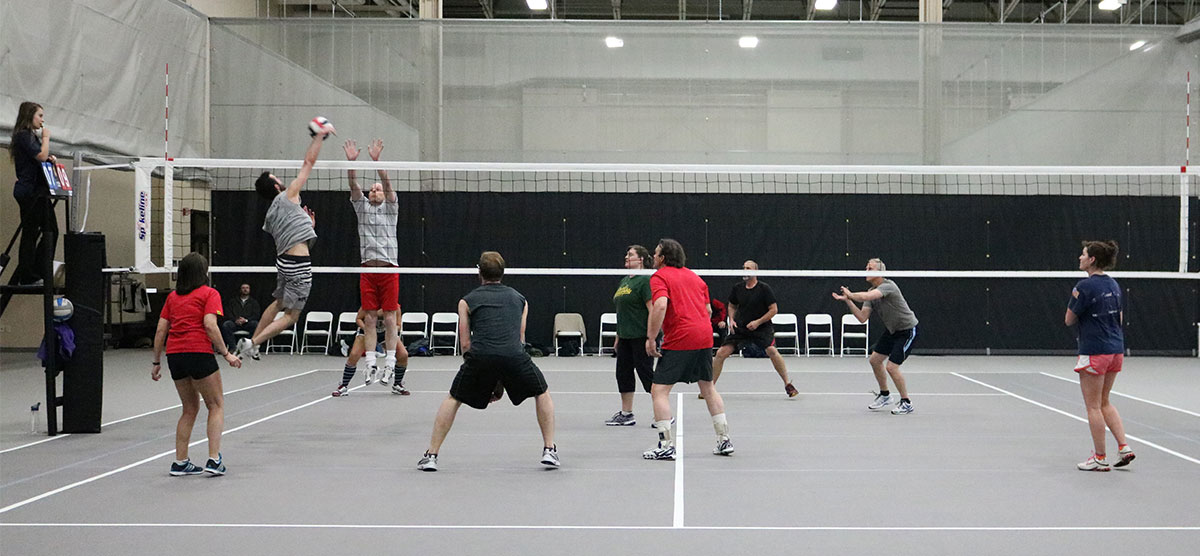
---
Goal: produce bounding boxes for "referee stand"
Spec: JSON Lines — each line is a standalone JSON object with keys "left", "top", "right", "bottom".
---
{"left": 1, "top": 170, "right": 104, "bottom": 435}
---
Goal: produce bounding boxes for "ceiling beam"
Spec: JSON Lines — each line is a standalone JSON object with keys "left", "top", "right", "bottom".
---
{"left": 479, "top": 0, "right": 493, "bottom": 18}
{"left": 1122, "top": 0, "right": 1154, "bottom": 24}
{"left": 1061, "top": 0, "right": 1087, "bottom": 23}
{"left": 806, "top": 0, "right": 816, "bottom": 20}
{"left": 612, "top": 0, "right": 621, "bottom": 19}
{"left": 743, "top": 0, "right": 753, "bottom": 19}
{"left": 1000, "top": 0, "right": 1021, "bottom": 23}
{"left": 869, "top": 0, "right": 886, "bottom": 21}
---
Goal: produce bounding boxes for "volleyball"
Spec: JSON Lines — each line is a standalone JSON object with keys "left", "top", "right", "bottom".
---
{"left": 52, "top": 297, "right": 74, "bottom": 321}
{"left": 308, "top": 116, "right": 334, "bottom": 139}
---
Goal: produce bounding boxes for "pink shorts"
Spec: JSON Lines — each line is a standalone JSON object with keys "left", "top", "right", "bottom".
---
{"left": 1074, "top": 353, "right": 1123, "bottom": 376}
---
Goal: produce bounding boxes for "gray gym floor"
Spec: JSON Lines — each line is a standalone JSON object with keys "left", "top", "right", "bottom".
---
{"left": 2, "top": 350, "right": 1198, "bottom": 555}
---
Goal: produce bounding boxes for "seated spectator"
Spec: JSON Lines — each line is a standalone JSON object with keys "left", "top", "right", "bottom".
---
{"left": 220, "top": 283, "right": 260, "bottom": 349}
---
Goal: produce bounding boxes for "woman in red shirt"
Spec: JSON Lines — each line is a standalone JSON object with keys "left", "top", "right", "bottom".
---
{"left": 151, "top": 253, "right": 242, "bottom": 476}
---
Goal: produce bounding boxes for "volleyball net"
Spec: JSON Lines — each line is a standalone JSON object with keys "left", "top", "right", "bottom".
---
{"left": 75, "top": 158, "right": 1199, "bottom": 355}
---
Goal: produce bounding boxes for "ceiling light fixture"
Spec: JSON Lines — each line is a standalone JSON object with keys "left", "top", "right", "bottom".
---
{"left": 739, "top": 36, "right": 759, "bottom": 49}
{"left": 605, "top": 36, "right": 624, "bottom": 48}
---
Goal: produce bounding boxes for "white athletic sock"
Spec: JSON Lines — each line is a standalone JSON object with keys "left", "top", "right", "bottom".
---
{"left": 364, "top": 351, "right": 377, "bottom": 367}
{"left": 712, "top": 413, "right": 729, "bottom": 440}
{"left": 655, "top": 420, "right": 674, "bottom": 446}
{"left": 385, "top": 350, "right": 396, "bottom": 365}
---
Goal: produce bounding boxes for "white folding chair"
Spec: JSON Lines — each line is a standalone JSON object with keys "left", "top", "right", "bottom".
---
{"left": 804, "top": 313, "right": 834, "bottom": 356}
{"left": 300, "top": 311, "right": 334, "bottom": 354}
{"left": 335, "top": 311, "right": 358, "bottom": 351}
{"left": 429, "top": 312, "right": 459, "bottom": 355}
{"left": 771, "top": 313, "right": 801, "bottom": 356}
{"left": 265, "top": 312, "right": 297, "bottom": 354}
{"left": 553, "top": 313, "right": 586, "bottom": 356}
{"left": 598, "top": 313, "right": 617, "bottom": 356}
{"left": 400, "top": 311, "right": 430, "bottom": 347}
{"left": 840, "top": 313, "right": 869, "bottom": 357}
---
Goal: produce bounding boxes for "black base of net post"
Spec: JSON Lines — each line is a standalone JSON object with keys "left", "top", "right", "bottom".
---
{"left": 61, "top": 232, "right": 105, "bottom": 433}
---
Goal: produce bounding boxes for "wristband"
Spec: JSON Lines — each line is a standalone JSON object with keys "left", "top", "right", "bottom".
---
{"left": 152, "top": 361, "right": 160, "bottom": 365}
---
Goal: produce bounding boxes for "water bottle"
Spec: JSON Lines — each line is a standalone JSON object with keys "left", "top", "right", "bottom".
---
{"left": 30, "top": 402, "right": 40, "bottom": 434}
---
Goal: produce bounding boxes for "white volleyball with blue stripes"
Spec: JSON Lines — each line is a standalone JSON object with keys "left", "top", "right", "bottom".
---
{"left": 53, "top": 297, "right": 74, "bottom": 321}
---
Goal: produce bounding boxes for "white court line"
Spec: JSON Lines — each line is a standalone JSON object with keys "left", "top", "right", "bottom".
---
{"left": 1, "top": 523, "right": 1197, "bottom": 532}
{"left": 1038, "top": 372, "right": 1200, "bottom": 418}
{"left": 951, "top": 373, "right": 1200, "bottom": 467}
{"left": 0, "top": 383, "right": 366, "bottom": 515}
{"left": 352, "top": 390, "right": 1004, "bottom": 396}
{"left": 674, "top": 392, "right": 684, "bottom": 529}
{"left": 0, "top": 370, "right": 325, "bottom": 455}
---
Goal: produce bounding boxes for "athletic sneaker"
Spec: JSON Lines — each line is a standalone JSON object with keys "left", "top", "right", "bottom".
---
{"left": 204, "top": 454, "right": 226, "bottom": 476}
{"left": 713, "top": 437, "right": 735, "bottom": 456}
{"left": 650, "top": 417, "right": 676, "bottom": 429}
{"left": 541, "top": 445, "right": 560, "bottom": 467}
{"left": 418, "top": 452, "right": 438, "bottom": 472}
{"left": 364, "top": 365, "right": 378, "bottom": 386}
{"left": 234, "top": 338, "right": 260, "bottom": 361}
{"left": 642, "top": 443, "right": 676, "bottom": 461}
{"left": 381, "top": 363, "right": 395, "bottom": 386}
{"left": 891, "top": 400, "right": 914, "bottom": 415}
{"left": 169, "top": 460, "right": 204, "bottom": 476}
{"left": 785, "top": 383, "right": 799, "bottom": 398}
{"left": 340, "top": 339, "right": 350, "bottom": 357}
{"left": 332, "top": 385, "right": 349, "bottom": 397}
{"left": 605, "top": 411, "right": 636, "bottom": 426}
{"left": 391, "top": 380, "right": 410, "bottom": 396}
{"left": 1077, "top": 453, "right": 1111, "bottom": 472}
{"left": 868, "top": 393, "right": 892, "bottom": 411}
{"left": 1114, "top": 446, "right": 1136, "bottom": 468}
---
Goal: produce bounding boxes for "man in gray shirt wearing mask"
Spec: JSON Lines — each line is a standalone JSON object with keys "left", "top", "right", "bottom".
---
{"left": 832, "top": 258, "right": 918, "bottom": 415}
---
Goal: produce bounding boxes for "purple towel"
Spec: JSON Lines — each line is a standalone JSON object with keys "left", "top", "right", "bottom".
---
{"left": 37, "top": 322, "right": 76, "bottom": 365}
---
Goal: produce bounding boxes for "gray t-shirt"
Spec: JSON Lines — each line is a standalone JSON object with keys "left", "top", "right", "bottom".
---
{"left": 263, "top": 194, "right": 317, "bottom": 256}
{"left": 351, "top": 197, "right": 399, "bottom": 265}
{"left": 462, "top": 284, "right": 527, "bottom": 357}
{"left": 864, "top": 279, "right": 919, "bottom": 334}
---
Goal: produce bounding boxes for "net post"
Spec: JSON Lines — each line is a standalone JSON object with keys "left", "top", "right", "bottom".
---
{"left": 164, "top": 160, "right": 174, "bottom": 267}
{"left": 1182, "top": 171, "right": 1190, "bottom": 274}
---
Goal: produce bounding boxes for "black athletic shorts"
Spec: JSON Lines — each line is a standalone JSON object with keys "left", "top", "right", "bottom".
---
{"left": 450, "top": 351, "right": 549, "bottom": 410}
{"left": 653, "top": 348, "right": 714, "bottom": 385}
{"left": 872, "top": 326, "right": 918, "bottom": 365}
{"left": 615, "top": 337, "right": 654, "bottom": 393}
{"left": 721, "top": 330, "right": 775, "bottom": 351}
{"left": 167, "top": 352, "right": 220, "bottom": 381}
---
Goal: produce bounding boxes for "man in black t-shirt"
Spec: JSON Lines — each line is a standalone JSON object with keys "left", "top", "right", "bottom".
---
{"left": 712, "top": 260, "right": 797, "bottom": 398}
{"left": 417, "top": 251, "right": 559, "bottom": 472}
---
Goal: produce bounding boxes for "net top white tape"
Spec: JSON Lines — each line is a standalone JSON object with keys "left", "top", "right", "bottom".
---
{"left": 194, "top": 266, "right": 1200, "bottom": 280}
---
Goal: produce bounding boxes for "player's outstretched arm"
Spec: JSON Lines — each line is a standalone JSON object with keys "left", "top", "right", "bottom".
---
{"left": 287, "top": 133, "right": 327, "bottom": 200}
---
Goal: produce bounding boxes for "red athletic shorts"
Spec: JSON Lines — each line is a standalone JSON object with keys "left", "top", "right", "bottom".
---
{"left": 1073, "top": 353, "right": 1123, "bottom": 376}
{"left": 360, "top": 270, "right": 399, "bottom": 312}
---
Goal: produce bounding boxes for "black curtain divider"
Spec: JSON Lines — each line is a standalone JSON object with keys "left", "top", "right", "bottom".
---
{"left": 212, "top": 191, "right": 1198, "bottom": 355}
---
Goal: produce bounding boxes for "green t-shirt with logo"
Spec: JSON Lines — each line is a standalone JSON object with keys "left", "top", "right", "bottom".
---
{"left": 613, "top": 274, "right": 652, "bottom": 339}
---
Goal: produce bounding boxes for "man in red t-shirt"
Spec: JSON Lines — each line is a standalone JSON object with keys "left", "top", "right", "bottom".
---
{"left": 643, "top": 239, "right": 734, "bottom": 460}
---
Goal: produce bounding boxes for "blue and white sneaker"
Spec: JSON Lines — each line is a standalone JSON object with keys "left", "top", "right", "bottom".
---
{"left": 868, "top": 393, "right": 892, "bottom": 411}
{"left": 713, "top": 437, "right": 735, "bottom": 456}
{"left": 605, "top": 411, "right": 636, "bottom": 426}
{"left": 204, "top": 454, "right": 226, "bottom": 476}
{"left": 169, "top": 459, "right": 204, "bottom": 476}
{"left": 364, "top": 364, "right": 378, "bottom": 386}
{"left": 890, "top": 400, "right": 914, "bottom": 415}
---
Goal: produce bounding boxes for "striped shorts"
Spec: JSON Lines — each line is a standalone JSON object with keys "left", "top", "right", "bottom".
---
{"left": 273, "top": 253, "right": 312, "bottom": 311}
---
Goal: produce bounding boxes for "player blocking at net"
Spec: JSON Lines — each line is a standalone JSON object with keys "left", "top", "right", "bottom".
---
{"left": 344, "top": 138, "right": 408, "bottom": 394}
{"left": 235, "top": 118, "right": 334, "bottom": 360}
